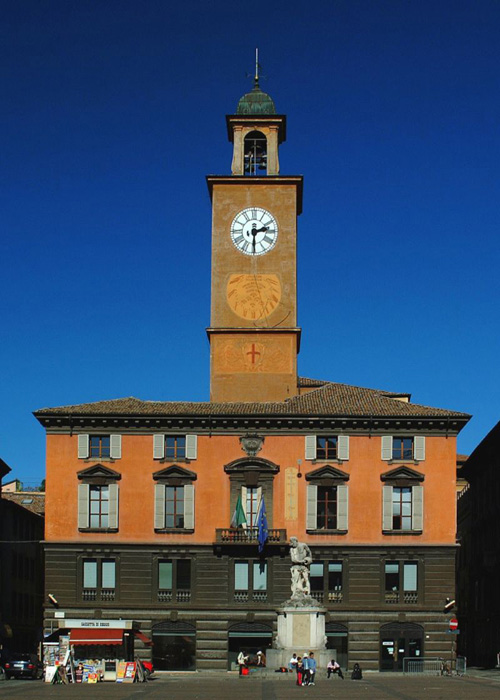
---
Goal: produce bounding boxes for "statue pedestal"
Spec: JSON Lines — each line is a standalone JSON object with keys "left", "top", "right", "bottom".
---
{"left": 267, "top": 599, "right": 330, "bottom": 671}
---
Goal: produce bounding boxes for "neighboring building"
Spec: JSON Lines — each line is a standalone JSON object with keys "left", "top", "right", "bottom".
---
{"left": 456, "top": 454, "right": 469, "bottom": 494}
{"left": 35, "top": 77, "right": 471, "bottom": 672}
{"left": 2, "top": 479, "right": 22, "bottom": 493}
{"left": 0, "top": 462, "right": 45, "bottom": 653}
{"left": 457, "top": 421, "right": 500, "bottom": 668}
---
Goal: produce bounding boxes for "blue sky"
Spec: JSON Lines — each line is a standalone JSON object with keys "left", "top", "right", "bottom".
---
{"left": 1, "top": 0, "right": 499, "bottom": 486}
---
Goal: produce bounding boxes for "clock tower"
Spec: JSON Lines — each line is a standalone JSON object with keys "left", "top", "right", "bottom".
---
{"left": 207, "top": 72, "right": 303, "bottom": 402}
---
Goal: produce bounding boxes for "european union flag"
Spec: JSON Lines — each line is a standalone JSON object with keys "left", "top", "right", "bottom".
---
{"left": 257, "top": 496, "right": 268, "bottom": 553}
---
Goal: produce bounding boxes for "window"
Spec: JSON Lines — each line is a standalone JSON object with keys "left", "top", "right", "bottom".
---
{"left": 82, "top": 558, "right": 116, "bottom": 601}
{"left": 305, "top": 435, "right": 349, "bottom": 461}
{"left": 234, "top": 560, "right": 267, "bottom": 602}
{"left": 392, "top": 487, "right": 412, "bottom": 530}
{"left": 154, "top": 478, "right": 195, "bottom": 531}
{"left": 392, "top": 438, "right": 414, "bottom": 460}
{"left": 78, "top": 434, "right": 121, "bottom": 459}
{"left": 157, "top": 559, "right": 191, "bottom": 603}
{"left": 385, "top": 561, "right": 418, "bottom": 604}
{"left": 77, "top": 468, "right": 120, "bottom": 531}
{"left": 306, "top": 482, "right": 348, "bottom": 532}
{"left": 153, "top": 434, "right": 198, "bottom": 460}
{"left": 89, "top": 485, "right": 109, "bottom": 528}
{"left": 317, "top": 485, "right": 338, "bottom": 529}
{"left": 245, "top": 486, "right": 260, "bottom": 527}
{"left": 310, "top": 561, "right": 344, "bottom": 603}
{"left": 316, "top": 437, "right": 338, "bottom": 460}
{"left": 89, "top": 436, "right": 110, "bottom": 459}
{"left": 382, "top": 484, "right": 423, "bottom": 532}
{"left": 381, "top": 436, "right": 425, "bottom": 461}
{"left": 166, "top": 436, "right": 186, "bottom": 460}
{"left": 165, "top": 486, "right": 185, "bottom": 528}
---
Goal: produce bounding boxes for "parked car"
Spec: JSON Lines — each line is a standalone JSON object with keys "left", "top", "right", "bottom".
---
{"left": 3, "top": 654, "right": 43, "bottom": 680}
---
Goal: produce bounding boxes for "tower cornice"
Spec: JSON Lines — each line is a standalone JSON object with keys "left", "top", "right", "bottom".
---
{"left": 206, "top": 175, "right": 303, "bottom": 215}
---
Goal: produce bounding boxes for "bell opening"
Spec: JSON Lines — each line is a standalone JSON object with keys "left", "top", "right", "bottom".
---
{"left": 244, "top": 131, "right": 267, "bottom": 176}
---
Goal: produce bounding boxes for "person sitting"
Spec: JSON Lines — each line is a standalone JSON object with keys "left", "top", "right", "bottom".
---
{"left": 327, "top": 658, "right": 344, "bottom": 679}
{"left": 351, "top": 662, "right": 363, "bottom": 680}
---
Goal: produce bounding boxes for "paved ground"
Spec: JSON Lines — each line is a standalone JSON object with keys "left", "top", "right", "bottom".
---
{"left": 1, "top": 671, "right": 500, "bottom": 699}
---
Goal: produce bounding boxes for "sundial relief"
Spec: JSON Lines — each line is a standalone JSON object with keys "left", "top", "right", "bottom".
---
{"left": 226, "top": 274, "right": 281, "bottom": 321}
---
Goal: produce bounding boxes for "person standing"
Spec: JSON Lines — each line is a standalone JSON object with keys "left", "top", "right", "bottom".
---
{"left": 302, "top": 653, "right": 310, "bottom": 686}
{"left": 237, "top": 649, "right": 247, "bottom": 676}
{"left": 308, "top": 652, "right": 317, "bottom": 685}
{"left": 296, "top": 656, "right": 303, "bottom": 686}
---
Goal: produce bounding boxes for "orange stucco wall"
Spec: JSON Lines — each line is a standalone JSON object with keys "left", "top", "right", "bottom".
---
{"left": 45, "top": 432, "right": 457, "bottom": 546}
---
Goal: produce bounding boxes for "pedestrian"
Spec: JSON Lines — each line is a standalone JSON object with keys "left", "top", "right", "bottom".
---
{"left": 302, "top": 652, "right": 310, "bottom": 686}
{"left": 296, "top": 656, "right": 303, "bottom": 686}
{"left": 327, "top": 658, "right": 344, "bottom": 679}
{"left": 308, "top": 652, "right": 317, "bottom": 685}
{"left": 237, "top": 649, "right": 247, "bottom": 676}
{"left": 256, "top": 651, "right": 266, "bottom": 667}
{"left": 289, "top": 652, "right": 298, "bottom": 672}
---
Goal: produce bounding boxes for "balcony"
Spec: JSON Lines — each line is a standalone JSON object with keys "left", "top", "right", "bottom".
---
{"left": 158, "top": 590, "right": 191, "bottom": 603}
{"left": 215, "top": 527, "right": 287, "bottom": 545}
{"left": 385, "top": 591, "right": 418, "bottom": 604}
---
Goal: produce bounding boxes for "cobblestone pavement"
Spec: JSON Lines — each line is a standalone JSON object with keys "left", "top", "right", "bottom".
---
{"left": 1, "top": 672, "right": 500, "bottom": 699}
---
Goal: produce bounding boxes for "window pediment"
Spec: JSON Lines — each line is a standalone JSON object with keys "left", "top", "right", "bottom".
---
{"left": 381, "top": 466, "right": 424, "bottom": 483}
{"left": 153, "top": 465, "right": 197, "bottom": 482}
{"left": 77, "top": 464, "right": 121, "bottom": 481}
{"left": 305, "top": 465, "right": 350, "bottom": 483}
{"left": 224, "top": 457, "right": 279, "bottom": 475}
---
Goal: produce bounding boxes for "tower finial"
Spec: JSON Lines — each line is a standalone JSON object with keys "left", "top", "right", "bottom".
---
{"left": 255, "top": 48, "right": 259, "bottom": 86}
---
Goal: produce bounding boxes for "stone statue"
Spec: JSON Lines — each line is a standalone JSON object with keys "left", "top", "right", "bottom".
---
{"left": 289, "top": 536, "right": 313, "bottom": 597}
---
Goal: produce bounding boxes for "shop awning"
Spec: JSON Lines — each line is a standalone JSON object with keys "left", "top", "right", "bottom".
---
{"left": 133, "top": 630, "right": 153, "bottom": 646}
{"left": 70, "top": 628, "right": 124, "bottom": 645}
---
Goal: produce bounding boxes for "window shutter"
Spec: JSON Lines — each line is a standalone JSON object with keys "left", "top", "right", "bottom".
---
{"left": 78, "top": 434, "right": 89, "bottom": 459}
{"left": 305, "top": 435, "right": 317, "bottom": 460}
{"left": 382, "top": 485, "right": 393, "bottom": 530}
{"left": 412, "top": 485, "right": 424, "bottom": 531}
{"left": 186, "top": 434, "right": 198, "bottom": 460}
{"left": 153, "top": 434, "right": 165, "bottom": 460}
{"left": 108, "top": 483, "right": 119, "bottom": 529}
{"left": 241, "top": 486, "right": 248, "bottom": 516}
{"left": 77, "top": 484, "right": 90, "bottom": 529}
{"left": 154, "top": 483, "right": 166, "bottom": 529}
{"left": 306, "top": 484, "right": 318, "bottom": 530}
{"left": 337, "top": 485, "right": 349, "bottom": 530}
{"left": 184, "top": 484, "right": 195, "bottom": 529}
{"left": 338, "top": 435, "right": 350, "bottom": 461}
{"left": 381, "top": 435, "right": 393, "bottom": 461}
{"left": 414, "top": 436, "right": 426, "bottom": 461}
{"left": 110, "top": 434, "right": 122, "bottom": 459}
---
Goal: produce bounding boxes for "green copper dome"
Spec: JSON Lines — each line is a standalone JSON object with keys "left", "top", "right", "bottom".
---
{"left": 236, "top": 79, "right": 276, "bottom": 115}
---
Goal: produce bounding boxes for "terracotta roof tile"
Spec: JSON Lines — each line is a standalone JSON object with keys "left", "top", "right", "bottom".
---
{"left": 34, "top": 380, "right": 470, "bottom": 420}
{"left": 2, "top": 492, "right": 45, "bottom": 516}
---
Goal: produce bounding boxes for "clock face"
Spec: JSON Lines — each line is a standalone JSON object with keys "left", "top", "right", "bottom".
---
{"left": 230, "top": 207, "right": 278, "bottom": 256}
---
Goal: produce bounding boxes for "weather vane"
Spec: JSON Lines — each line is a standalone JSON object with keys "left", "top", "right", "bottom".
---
{"left": 246, "top": 48, "right": 266, "bottom": 86}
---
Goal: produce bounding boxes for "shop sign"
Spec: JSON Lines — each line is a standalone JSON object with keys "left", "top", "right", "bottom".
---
{"left": 60, "top": 619, "right": 133, "bottom": 629}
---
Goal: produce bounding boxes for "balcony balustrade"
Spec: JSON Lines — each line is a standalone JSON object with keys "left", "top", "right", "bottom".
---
{"left": 215, "top": 527, "right": 287, "bottom": 545}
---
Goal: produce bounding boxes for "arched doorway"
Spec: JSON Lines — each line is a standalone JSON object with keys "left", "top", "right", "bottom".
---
{"left": 152, "top": 621, "right": 196, "bottom": 671}
{"left": 380, "top": 622, "right": 423, "bottom": 671}
{"left": 227, "top": 622, "right": 273, "bottom": 670}
{"left": 325, "top": 622, "right": 348, "bottom": 670}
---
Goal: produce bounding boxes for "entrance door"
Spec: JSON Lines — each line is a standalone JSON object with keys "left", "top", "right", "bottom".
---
{"left": 380, "top": 623, "right": 423, "bottom": 671}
